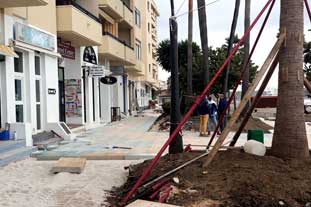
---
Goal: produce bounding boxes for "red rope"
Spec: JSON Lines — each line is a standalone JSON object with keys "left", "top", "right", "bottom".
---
{"left": 122, "top": 0, "right": 274, "bottom": 203}
{"left": 207, "top": 0, "right": 276, "bottom": 149}
{"left": 305, "top": 0, "right": 311, "bottom": 23}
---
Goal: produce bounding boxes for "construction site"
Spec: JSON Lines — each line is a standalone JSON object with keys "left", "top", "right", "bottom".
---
{"left": 1, "top": 0, "right": 311, "bottom": 206}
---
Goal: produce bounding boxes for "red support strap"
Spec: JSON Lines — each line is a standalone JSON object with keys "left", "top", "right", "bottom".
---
{"left": 207, "top": 0, "right": 276, "bottom": 149}
{"left": 305, "top": 0, "right": 311, "bottom": 23}
{"left": 122, "top": 0, "right": 274, "bottom": 203}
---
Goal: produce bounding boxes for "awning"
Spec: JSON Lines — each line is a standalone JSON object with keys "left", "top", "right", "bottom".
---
{"left": 0, "top": 44, "right": 18, "bottom": 57}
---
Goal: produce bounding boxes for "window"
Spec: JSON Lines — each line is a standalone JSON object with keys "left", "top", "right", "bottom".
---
{"left": 148, "top": 44, "right": 151, "bottom": 53}
{"left": 148, "top": 23, "right": 150, "bottom": 33}
{"left": 35, "top": 56, "right": 41, "bottom": 75}
{"left": 135, "top": 8, "right": 141, "bottom": 27}
{"left": 14, "top": 51, "right": 23, "bottom": 73}
{"left": 16, "top": 105, "right": 23, "bottom": 123}
{"left": 15, "top": 79, "right": 23, "bottom": 123}
{"left": 35, "top": 55, "right": 42, "bottom": 130}
{"left": 15, "top": 79, "right": 22, "bottom": 101}
{"left": 147, "top": 1, "right": 150, "bottom": 11}
{"left": 149, "top": 64, "right": 151, "bottom": 72}
{"left": 135, "top": 40, "right": 141, "bottom": 60}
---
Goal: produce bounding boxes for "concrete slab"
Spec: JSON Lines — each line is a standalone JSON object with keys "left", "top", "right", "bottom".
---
{"left": 126, "top": 200, "right": 181, "bottom": 207}
{"left": 80, "top": 152, "right": 125, "bottom": 160}
{"left": 51, "top": 157, "right": 86, "bottom": 174}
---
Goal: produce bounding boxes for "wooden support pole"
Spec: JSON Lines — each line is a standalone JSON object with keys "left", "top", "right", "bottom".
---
{"left": 202, "top": 34, "right": 285, "bottom": 172}
{"left": 304, "top": 77, "right": 311, "bottom": 93}
{"left": 229, "top": 53, "right": 279, "bottom": 147}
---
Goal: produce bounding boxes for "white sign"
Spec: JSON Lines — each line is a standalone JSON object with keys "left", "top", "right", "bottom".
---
{"left": 88, "top": 66, "right": 104, "bottom": 77}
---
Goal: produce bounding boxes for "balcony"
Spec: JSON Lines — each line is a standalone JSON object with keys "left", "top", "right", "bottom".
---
{"left": 125, "top": 60, "right": 144, "bottom": 75}
{"left": 99, "top": 32, "right": 125, "bottom": 61}
{"left": 0, "top": 0, "right": 48, "bottom": 8}
{"left": 98, "top": 0, "right": 123, "bottom": 20}
{"left": 121, "top": 2, "right": 133, "bottom": 27}
{"left": 56, "top": 0, "right": 102, "bottom": 46}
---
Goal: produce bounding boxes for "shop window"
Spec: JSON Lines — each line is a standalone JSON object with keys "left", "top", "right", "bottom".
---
{"left": 35, "top": 56, "right": 41, "bottom": 75}
{"left": 14, "top": 51, "right": 23, "bottom": 73}
{"left": 16, "top": 105, "right": 23, "bottom": 123}
{"left": 36, "top": 80, "right": 40, "bottom": 102}
{"left": 15, "top": 79, "right": 22, "bottom": 101}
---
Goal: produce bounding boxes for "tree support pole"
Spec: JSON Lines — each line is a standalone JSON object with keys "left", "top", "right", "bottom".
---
{"left": 304, "top": 77, "right": 311, "bottom": 93}
{"left": 230, "top": 53, "right": 279, "bottom": 146}
{"left": 202, "top": 34, "right": 285, "bottom": 172}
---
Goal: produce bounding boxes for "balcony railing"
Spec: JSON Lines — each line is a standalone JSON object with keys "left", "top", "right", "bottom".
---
{"left": 121, "top": 0, "right": 132, "bottom": 12}
{"left": 103, "top": 31, "right": 133, "bottom": 50}
{"left": 56, "top": 0, "right": 100, "bottom": 23}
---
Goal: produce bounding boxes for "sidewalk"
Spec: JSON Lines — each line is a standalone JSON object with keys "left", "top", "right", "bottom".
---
{"left": 35, "top": 111, "right": 167, "bottom": 160}
{"left": 35, "top": 112, "right": 311, "bottom": 160}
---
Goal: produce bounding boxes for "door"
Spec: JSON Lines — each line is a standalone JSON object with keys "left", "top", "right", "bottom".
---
{"left": 58, "top": 67, "right": 66, "bottom": 122}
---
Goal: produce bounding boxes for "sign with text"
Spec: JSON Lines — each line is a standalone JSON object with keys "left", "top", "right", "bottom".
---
{"left": 83, "top": 46, "right": 97, "bottom": 65}
{"left": 88, "top": 66, "right": 104, "bottom": 77}
{"left": 14, "top": 22, "right": 55, "bottom": 51}
{"left": 57, "top": 40, "right": 75, "bottom": 60}
{"left": 100, "top": 76, "right": 117, "bottom": 85}
{"left": 48, "top": 88, "right": 56, "bottom": 95}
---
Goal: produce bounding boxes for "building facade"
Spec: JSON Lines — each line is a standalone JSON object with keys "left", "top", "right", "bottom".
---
{"left": 0, "top": 0, "right": 159, "bottom": 146}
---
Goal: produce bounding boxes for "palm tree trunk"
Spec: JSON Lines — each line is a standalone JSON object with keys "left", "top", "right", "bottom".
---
{"left": 271, "top": 0, "right": 309, "bottom": 158}
{"left": 187, "top": 0, "right": 193, "bottom": 102}
{"left": 223, "top": 0, "right": 241, "bottom": 96}
{"left": 169, "top": 0, "right": 183, "bottom": 154}
{"left": 241, "top": 0, "right": 250, "bottom": 114}
{"left": 197, "top": 0, "right": 210, "bottom": 85}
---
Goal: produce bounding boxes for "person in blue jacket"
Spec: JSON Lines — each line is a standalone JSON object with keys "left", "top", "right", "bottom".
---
{"left": 207, "top": 96, "right": 221, "bottom": 136}
{"left": 217, "top": 93, "right": 228, "bottom": 131}
{"left": 198, "top": 95, "right": 210, "bottom": 137}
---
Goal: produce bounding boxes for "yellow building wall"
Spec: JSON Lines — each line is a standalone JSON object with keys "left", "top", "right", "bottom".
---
{"left": 28, "top": 0, "right": 57, "bottom": 34}
{"left": 4, "top": 0, "right": 56, "bottom": 35}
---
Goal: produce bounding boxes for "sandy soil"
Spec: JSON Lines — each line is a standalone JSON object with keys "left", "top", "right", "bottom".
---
{"left": 110, "top": 150, "right": 311, "bottom": 207}
{"left": 0, "top": 158, "right": 137, "bottom": 207}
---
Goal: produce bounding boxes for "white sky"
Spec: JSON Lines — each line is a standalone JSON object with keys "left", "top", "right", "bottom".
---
{"left": 157, "top": 0, "right": 311, "bottom": 89}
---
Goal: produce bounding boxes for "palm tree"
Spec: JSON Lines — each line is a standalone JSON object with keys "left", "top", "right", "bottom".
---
{"left": 187, "top": 0, "right": 193, "bottom": 102}
{"left": 241, "top": 0, "right": 250, "bottom": 114}
{"left": 223, "top": 0, "right": 241, "bottom": 96}
{"left": 271, "top": 0, "right": 309, "bottom": 158}
{"left": 197, "top": 0, "right": 209, "bottom": 85}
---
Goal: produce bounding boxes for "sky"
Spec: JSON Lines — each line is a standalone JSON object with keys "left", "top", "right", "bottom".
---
{"left": 157, "top": 0, "right": 311, "bottom": 90}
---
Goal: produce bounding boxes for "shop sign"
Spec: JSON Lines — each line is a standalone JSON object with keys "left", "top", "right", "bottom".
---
{"left": 88, "top": 66, "right": 104, "bottom": 77}
{"left": 100, "top": 76, "right": 117, "bottom": 85}
{"left": 57, "top": 40, "right": 75, "bottom": 60}
{"left": 48, "top": 88, "right": 57, "bottom": 95}
{"left": 83, "top": 46, "right": 97, "bottom": 65}
{"left": 14, "top": 22, "right": 55, "bottom": 51}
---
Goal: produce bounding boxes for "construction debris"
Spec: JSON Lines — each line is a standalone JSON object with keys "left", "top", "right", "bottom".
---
{"left": 51, "top": 157, "right": 86, "bottom": 174}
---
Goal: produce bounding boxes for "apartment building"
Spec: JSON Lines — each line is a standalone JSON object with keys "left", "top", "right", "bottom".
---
{"left": 134, "top": 0, "right": 159, "bottom": 109}
{"left": 0, "top": 0, "right": 159, "bottom": 146}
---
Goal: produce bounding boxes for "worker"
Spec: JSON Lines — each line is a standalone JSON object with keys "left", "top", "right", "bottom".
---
{"left": 207, "top": 96, "right": 221, "bottom": 136}
{"left": 198, "top": 95, "right": 210, "bottom": 137}
{"left": 217, "top": 93, "right": 228, "bottom": 131}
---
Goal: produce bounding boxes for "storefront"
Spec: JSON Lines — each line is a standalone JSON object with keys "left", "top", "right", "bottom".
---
{"left": 0, "top": 18, "right": 60, "bottom": 146}
{"left": 58, "top": 42, "right": 104, "bottom": 126}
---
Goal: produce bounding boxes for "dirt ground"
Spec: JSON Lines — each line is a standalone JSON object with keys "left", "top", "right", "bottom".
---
{"left": 108, "top": 149, "right": 311, "bottom": 207}
{"left": 150, "top": 114, "right": 273, "bottom": 133}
